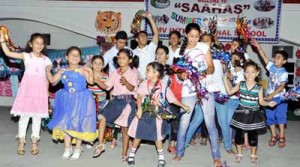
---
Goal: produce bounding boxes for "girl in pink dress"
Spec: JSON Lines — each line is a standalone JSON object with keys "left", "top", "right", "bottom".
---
{"left": 0, "top": 32, "right": 52, "bottom": 156}
{"left": 92, "top": 48, "right": 139, "bottom": 161}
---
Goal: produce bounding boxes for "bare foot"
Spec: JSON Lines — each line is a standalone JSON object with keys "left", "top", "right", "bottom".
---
{"left": 214, "top": 159, "right": 223, "bottom": 167}
{"left": 190, "top": 140, "right": 196, "bottom": 145}
{"left": 173, "top": 156, "right": 181, "bottom": 162}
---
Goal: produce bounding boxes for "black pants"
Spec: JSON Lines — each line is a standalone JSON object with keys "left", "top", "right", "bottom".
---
{"left": 235, "top": 128, "right": 258, "bottom": 147}
{"left": 168, "top": 104, "right": 180, "bottom": 141}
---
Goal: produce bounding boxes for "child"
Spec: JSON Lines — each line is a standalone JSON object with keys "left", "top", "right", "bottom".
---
{"left": 103, "top": 31, "right": 130, "bottom": 73}
{"left": 227, "top": 51, "right": 246, "bottom": 146}
{"left": 46, "top": 46, "right": 97, "bottom": 160}
{"left": 89, "top": 55, "right": 121, "bottom": 148}
{"left": 252, "top": 40, "right": 288, "bottom": 148}
{"left": 133, "top": 12, "right": 159, "bottom": 79}
{"left": 168, "top": 30, "right": 181, "bottom": 65}
{"left": 127, "top": 62, "right": 190, "bottom": 167}
{"left": 92, "top": 48, "right": 139, "bottom": 162}
{"left": 223, "top": 60, "right": 276, "bottom": 163}
{"left": 0, "top": 31, "right": 52, "bottom": 155}
{"left": 172, "top": 23, "right": 222, "bottom": 167}
{"left": 155, "top": 45, "right": 170, "bottom": 85}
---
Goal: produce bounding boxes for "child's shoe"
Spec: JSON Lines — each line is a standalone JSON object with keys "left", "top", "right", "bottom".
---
{"left": 157, "top": 159, "right": 166, "bottom": 167}
{"left": 61, "top": 148, "right": 73, "bottom": 160}
{"left": 70, "top": 148, "right": 81, "bottom": 160}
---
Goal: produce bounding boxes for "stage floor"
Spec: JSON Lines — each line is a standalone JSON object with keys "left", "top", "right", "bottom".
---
{"left": 0, "top": 106, "right": 299, "bottom": 167}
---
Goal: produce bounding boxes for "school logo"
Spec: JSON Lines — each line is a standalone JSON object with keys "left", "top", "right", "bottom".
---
{"left": 150, "top": 0, "right": 170, "bottom": 9}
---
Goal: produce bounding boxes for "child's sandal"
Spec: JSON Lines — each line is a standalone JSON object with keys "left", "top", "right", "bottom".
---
{"left": 31, "top": 138, "right": 39, "bottom": 155}
{"left": 127, "top": 156, "right": 135, "bottom": 165}
{"left": 92, "top": 144, "right": 105, "bottom": 158}
{"left": 157, "top": 159, "right": 166, "bottom": 167}
{"left": 167, "top": 145, "right": 176, "bottom": 154}
{"left": 278, "top": 137, "right": 286, "bottom": 148}
{"left": 268, "top": 135, "right": 279, "bottom": 147}
{"left": 121, "top": 156, "right": 128, "bottom": 162}
{"left": 235, "top": 154, "right": 243, "bottom": 163}
{"left": 250, "top": 154, "right": 258, "bottom": 163}
{"left": 17, "top": 139, "right": 25, "bottom": 155}
{"left": 200, "top": 137, "right": 207, "bottom": 146}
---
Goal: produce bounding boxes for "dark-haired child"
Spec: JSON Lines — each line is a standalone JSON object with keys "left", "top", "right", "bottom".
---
{"left": 133, "top": 12, "right": 159, "bottom": 79}
{"left": 224, "top": 60, "right": 277, "bottom": 163}
{"left": 0, "top": 31, "right": 52, "bottom": 156}
{"left": 127, "top": 62, "right": 189, "bottom": 167}
{"left": 47, "top": 46, "right": 97, "bottom": 160}
{"left": 92, "top": 48, "right": 139, "bottom": 162}
{"left": 168, "top": 30, "right": 181, "bottom": 65}
{"left": 103, "top": 31, "right": 130, "bottom": 73}
{"left": 252, "top": 40, "right": 288, "bottom": 148}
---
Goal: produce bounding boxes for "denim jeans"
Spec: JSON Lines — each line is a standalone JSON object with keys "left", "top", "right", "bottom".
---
{"left": 227, "top": 98, "right": 239, "bottom": 139}
{"left": 182, "top": 94, "right": 221, "bottom": 159}
{"left": 215, "top": 100, "right": 233, "bottom": 151}
{"left": 175, "top": 95, "right": 198, "bottom": 158}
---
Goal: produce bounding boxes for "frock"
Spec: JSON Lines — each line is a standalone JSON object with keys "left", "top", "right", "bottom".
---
{"left": 47, "top": 69, "right": 97, "bottom": 142}
{"left": 230, "top": 81, "right": 266, "bottom": 134}
{"left": 10, "top": 52, "right": 52, "bottom": 118}
{"left": 128, "top": 80, "right": 177, "bottom": 141}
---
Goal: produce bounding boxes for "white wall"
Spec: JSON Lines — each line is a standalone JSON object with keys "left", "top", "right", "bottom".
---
{"left": 0, "top": 20, "right": 96, "bottom": 49}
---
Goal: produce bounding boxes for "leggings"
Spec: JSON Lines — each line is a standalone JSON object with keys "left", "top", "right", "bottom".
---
{"left": 169, "top": 104, "right": 180, "bottom": 141}
{"left": 235, "top": 128, "right": 258, "bottom": 147}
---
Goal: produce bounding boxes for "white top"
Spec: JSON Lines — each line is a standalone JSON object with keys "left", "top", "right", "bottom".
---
{"left": 204, "top": 59, "right": 226, "bottom": 94}
{"left": 174, "top": 42, "right": 209, "bottom": 97}
{"left": 167, "top": 45, "right": 179, "bottom": 65}
{"left": 103, "top": 45, "right": 130, "bottom": 74}
{"left": 133, "top": 42, "right": 157, "bottom": 79}
{"left": 230, "top": 66, "right": 245, "bottom": 99}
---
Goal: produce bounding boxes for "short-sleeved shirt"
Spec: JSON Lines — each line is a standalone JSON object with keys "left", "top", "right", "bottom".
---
{"left": 167, "top": 45, "right": 179, "bottom": 65}
{"left": 103, "top": 45, "right": 131, "bottom": 74}
{"left": 137, "top": 80, "right": 177, "bottom": 106}
{"left": 105, "top": 67, "right": 139, "bottom": 96}
{"left": 133, "top": 42, "right": 157, "bottom": 79}
{"left": 266, "top": 61, "right": 288, "bottom": 97}
{"left": 89, "top": 73, "right": 108, "bottom": 101}
{"left": 23, "top": 52, "right": 52, "bottom": 77}
{"left": 174, "top": 42, "right": 209, "bottom": 97}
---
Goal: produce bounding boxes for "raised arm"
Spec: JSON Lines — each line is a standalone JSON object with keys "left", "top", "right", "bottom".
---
{"left": 0, "top": 31, "right": 24, "bottom": 60}
{"left": 252, "top": 39, "right": 269, "bottom": 65}
{"left": 223, "top": 75, "right": 240, "bottom": 95}
{"left": 145, "top": 12, "right": 159, "bottom": 45}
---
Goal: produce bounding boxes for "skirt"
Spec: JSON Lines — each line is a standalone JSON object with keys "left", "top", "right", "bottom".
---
{"left": 128, "top": 110, "right": 169, "bottom": 141}
{"left": 230, "top": 105, "right": 266, "bottom": 134}
{"left": 100, "top": 96, "right": 136, "bottom": 128}
{"left": 47, "top": 89, "right": 97, "bottom": 142}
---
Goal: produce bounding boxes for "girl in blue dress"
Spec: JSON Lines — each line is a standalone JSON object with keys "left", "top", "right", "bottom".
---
{"left": 46, "top": 46, "right": 97, "bottom": 160}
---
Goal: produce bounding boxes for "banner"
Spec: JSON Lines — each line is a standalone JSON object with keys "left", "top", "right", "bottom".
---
{"left": 145, "top": 0, "right": 282, "bottom": 43}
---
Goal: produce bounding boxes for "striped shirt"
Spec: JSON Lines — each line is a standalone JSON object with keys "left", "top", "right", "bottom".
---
{"left": 89, "top": 73, "right": 108, "bottom": 101}
{"left": 239, "top": 81, "right": 261, "bottom": 108}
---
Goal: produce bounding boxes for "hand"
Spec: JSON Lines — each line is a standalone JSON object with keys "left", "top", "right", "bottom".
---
{"left": 251, "top": 39, "right": 261, "bottom": 50}
{"left": 264, "top": 95, "right": 273, "bottom": 101}
{"left": 136, "top": 108, "right": 143, "bottom": 119}
{"left": 145, "top": 12, "right": 152, "bottom": 19}
{"left": 0, "top": 30, "right": 5, "bottom": 42}
{"left": 182, "top": 104, "right": 190, "bottom": 113}
{"left": 268, "top": 101, "right": 277, "bottom": 108}
{"left": 83, "top": 66, "right": 92, "bottom": 73}
{"left": 45, "top": 65, "right": 53, "bottom": 72}
{"left": 120, "top": 76, "right": 127, "bottom": 85}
